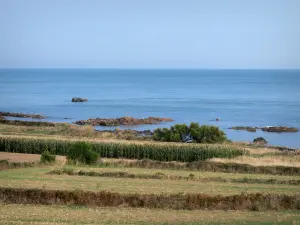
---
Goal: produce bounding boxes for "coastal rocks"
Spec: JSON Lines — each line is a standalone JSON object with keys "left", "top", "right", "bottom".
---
{"left": 229, "top": 126, "right": 258, "bottom": 132}
{"left": 229, "top": 126, "right": 298, "bottom": 133}
{"left": 74, "top": 116, "right": 174, "bottom": 126}
{"left": 253, "top": 137, "right": 268, "bottom": 145}
{"left": 0, "top": 112, "right": 46, "bottom": 119}
{"left": 261, "top": 126, "right": 298, "bottom": 133}
{"left": 71, "top": 97, "right": 88, "bottom": 102}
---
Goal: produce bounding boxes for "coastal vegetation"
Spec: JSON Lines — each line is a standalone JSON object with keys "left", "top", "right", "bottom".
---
{"left": 153, "top": 123, "right": 227, "bottom": 143}
{"left": 0, "top": 111, "right": 46, "bottom": 119}
{"left": 0, "top": 118, "right": 56, "bottom": 127}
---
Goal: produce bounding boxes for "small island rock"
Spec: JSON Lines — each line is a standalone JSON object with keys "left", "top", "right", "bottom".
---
{"left": 72, "top": 97, "right": 88, "bottom": 102}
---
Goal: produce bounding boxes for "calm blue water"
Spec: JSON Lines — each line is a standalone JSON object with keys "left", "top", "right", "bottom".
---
{"left": 0, "top": 69, "right": 300, "bottom": 148}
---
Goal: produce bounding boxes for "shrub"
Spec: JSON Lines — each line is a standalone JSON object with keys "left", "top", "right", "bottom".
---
{"left": 40, "top": 151, "right": 56, "bottom": 163}
{"left": 67, "top": 142, "right": 98, "bottom": 164}
{"left": 153, "top": 123, "right": 227, "bottom": 143}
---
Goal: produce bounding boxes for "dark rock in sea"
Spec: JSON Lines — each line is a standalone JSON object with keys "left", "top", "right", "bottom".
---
{"left": 261, "top": 126, "right": 298, "bottom": 133}
{"left": 0, "top": 112, "right": 46, "bottom": 119}
{"left": 253, "top": 137, "right": 268, "bottom": 145}
{"left": 229, "top": 126, "right": 257, "bottom": 132}
{"left": 71, "top": 97, "right": 88, "bottom": 102}
{"left": 74, "top": 116, "right": 174, "bottom": 126}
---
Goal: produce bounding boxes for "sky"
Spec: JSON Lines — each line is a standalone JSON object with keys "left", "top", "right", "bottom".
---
{"left": 0, "top": 0, "right": 299, "bottom": 69}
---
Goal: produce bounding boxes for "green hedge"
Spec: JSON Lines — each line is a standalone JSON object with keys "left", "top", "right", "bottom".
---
{"left": 0, "top": 137, "right": 246, "bottom": 162}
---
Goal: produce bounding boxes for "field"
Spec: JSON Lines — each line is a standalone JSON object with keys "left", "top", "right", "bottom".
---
{"left": 1, "top": 204, "right": 300, "bottom": 225}
{"left": 0, "top": 124, "right": 300, "bottom": 224}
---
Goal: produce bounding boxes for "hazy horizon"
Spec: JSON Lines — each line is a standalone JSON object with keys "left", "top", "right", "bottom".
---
{"left": 1, "top": 0, "right": 300, "bottom": 69}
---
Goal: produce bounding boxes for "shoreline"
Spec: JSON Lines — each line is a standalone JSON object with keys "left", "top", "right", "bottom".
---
{"left": 0, "top": 115, "right": 299, "bottom": 151}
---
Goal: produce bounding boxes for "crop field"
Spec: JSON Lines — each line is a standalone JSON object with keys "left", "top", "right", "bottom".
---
{"left": 1, "top": 134, "right": 300, "bottom": 224}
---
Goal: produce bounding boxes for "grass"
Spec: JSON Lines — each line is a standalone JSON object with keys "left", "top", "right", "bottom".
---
{"left": 63, "top": 164, "right": 298, "bottom": 180}
{"left": 209, "top": 154, "right": 300, "bottom": 167}
{"left": 0, "top": 152, "right": 66, "bottom": 163}
{"left": 49, "top": 167, "right": 300, "bottom": 185}
{"left": 95, "top": 158, "right": 300, "bottom": 175}
{"left": 1, "top": 204, "right": 300, "bottom": 225}
{"left": 0, "top": 167, "right": 300, "bottom": 196}
{"left": 0, "top": 123, "right": 149, "bottom": 140}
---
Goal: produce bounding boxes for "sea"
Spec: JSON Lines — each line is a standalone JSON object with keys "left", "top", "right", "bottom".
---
{"left": 0, "top": 69, "right": 299, "bottom": 148}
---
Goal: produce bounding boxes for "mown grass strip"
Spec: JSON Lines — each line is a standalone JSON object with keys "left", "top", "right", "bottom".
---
{"left": 1, "top": 187, "right": 300, "bottom": 211}
{"left": 48, "top": 168, "right": 300, "bottom": 185}
{"left": 97, "top": 159, "right": 300, "bottom": 176}
{"left": 0, "top": 136, "right": 246, "bottom": 162}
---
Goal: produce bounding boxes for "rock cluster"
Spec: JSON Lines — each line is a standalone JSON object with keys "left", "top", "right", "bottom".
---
{"left": 0, "top": 112, "right": 46, "bottom": 119}
{"left": 261, "top": 126, "right": 298, "bottom": 133}
{"left": 229, "top": 126, "right": 258, "bottom": 132}
{"left": 229, "top": 126, "right": 298, "bottom": 133}
{"left": 74, "top": 116, "right": 173, "bottom": 126}
{"left": 71, "top": 97, "right": 88, "bottom": 102}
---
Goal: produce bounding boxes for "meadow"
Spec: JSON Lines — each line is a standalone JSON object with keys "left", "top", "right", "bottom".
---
{"left": 0, "top": 123, "right": 300, "bottom": 224}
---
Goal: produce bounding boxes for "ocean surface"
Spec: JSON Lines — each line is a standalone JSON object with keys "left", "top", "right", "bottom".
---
{"left": 0, "top": 69, "right": 300, "bottom": 148}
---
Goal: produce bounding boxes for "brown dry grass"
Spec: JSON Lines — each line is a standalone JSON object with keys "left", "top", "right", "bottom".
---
{"left": 0, "top": 152, "right": 66, "bottom": 164}
{"left": 1, "top": 187, "right": 300, "bottom": 210}
{"left": 1, "top": 204, "right": 300, "bottom": 225}
{"left": 209, "top": 155, "right": 300, "bottom": 167}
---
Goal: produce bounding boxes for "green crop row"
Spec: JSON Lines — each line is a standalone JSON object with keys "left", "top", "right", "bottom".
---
{"left": 0, "top": 136, "right": 246, "bottom": 162}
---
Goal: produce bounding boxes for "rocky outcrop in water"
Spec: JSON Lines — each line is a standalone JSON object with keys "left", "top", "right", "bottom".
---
{"left": 229, "top": 126, "right": 298, "bottom": 133}
{"left": 72, "top": 97, "right": 88, "bottom": 102}
{"left": 229, "top": 126, "right": 258, "bottom": 132}
{"left": 74, "top": 116, "right": 173, "bottom": 126}
{"left": 0, "top": 112, "right": 46, "bottom": 119}
{"left": 253, "top": 137, "right": 268, "bottom": 145}
{"left": 261, "top": 126, "right": 298, "bottom": 133}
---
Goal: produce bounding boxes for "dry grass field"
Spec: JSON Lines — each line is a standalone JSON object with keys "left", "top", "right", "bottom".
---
{"left": 0, "top": 152, "right": 66, "bottom": 164}
{"left": 1, "top": 124, "right": 300, "bottom": 224}
{"left": 1, "top": 204, "right": 300, "bottom": 225}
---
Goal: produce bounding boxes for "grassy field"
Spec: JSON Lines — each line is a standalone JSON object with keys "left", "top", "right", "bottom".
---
{"left": 1, "top": 122, "right": 300, "bottom": 224}
{"left": 1, "top": 166, "right": 300, "bottom": 195}
{"left": 1, "top": 204, "right": 300, "bottom": 225}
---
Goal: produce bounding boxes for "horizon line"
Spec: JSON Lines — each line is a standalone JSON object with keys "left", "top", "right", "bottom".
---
{"left": 0, "top": 67, "right": 300, "bottom": 70}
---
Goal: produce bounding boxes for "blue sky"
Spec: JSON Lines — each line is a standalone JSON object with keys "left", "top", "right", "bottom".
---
{"left": 0, "top": 0, "right": 299, "bottom": 69}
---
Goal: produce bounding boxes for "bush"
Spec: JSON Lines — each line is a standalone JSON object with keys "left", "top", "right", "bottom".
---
{"left": 67, "top": 142, "right": 98, "bottom": 164}
{"left": 40, "top": 151, "right": 56, "bottom": 163}
{"left": 154, "top": 123, "right": 227, "bottom": 143}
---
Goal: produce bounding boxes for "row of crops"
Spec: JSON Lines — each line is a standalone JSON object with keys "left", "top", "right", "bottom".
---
{"left": 0, "top": 136, "right": 246, "bottom": 162}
